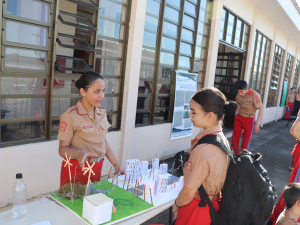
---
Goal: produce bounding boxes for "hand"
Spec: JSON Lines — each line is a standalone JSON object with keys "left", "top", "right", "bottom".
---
{"left": 254, "top": 122, "right": 260, "bottom": 134}
{"left": 76, "top": 152, "right": 98, "bottom": 170}
{"left": 114, "top": 164, "right": 124, "bottom": 175}
{"left": 172, "top": 204, "right": 179, "bottom": 220}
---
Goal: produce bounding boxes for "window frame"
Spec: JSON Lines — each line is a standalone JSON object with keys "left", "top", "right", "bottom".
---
{"left": 2, "top": 18, "right": 50, "bottom": 51}
{"left": 3, "top": 0, "right": 52, "bottom": 27}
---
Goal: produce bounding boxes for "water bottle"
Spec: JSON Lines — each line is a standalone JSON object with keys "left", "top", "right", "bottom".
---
{"left": 12, "top": 173, "right": 27, "bottom": 218}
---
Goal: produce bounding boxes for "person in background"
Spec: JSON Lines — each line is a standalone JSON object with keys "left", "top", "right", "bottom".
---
{"left": 231, "top": 80, "right": 264, "bottom": 154}
{"left": 57, "top": 71, "right": 122, "bottom": 187}
{"left": 268, "top": 112, "right": 300, "bottom": 224}
{"left": 275, "top": 183, "right": 300, "bottom": 225}
{"left": 285, "top": 88, "right": 295, "bottom": 119}
{"left": 172, "top": 87, "right": 237, "bottom": 225}
{"left": 294, "top": 88, "right": 300, "bottom": 116}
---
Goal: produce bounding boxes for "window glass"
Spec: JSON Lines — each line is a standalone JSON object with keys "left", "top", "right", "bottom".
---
{"left": 158, "top": 67, "right": 173, "bottom": 79}
{"left": 143, "top": 31, "right": 157, "bottom": 48}
{"left": 140, "top": 64, "right": 155, "bottom": 79}
{"left": 226, "top": 13, "right": 235, "bottom": 43}
{"left": 52, "top": 98, "right": 80, "bottom": 116}
{"left": 180, "top": 42, "right": 192, "bottom": 56}
{"left": 56, "top": 56, "right": 90, "bottom": 72}
{"left": 184, "top": 1, "right": 196, "bottom": 17}
{"left": 1, "top": 121, "right": 46, "bottom": 142}
{"left": 95, "top": 58, "right": 122, "bottom": 76}
{"left": 154, "top": 109, "right": 169, "bottom": 122}
{"left": 183, "top": 15, "right": 195, "bottom": 30}
{"left": 163, "top": 21, "right": 177, "bottom": 37}
{"left": 6, "top": 20, "right": 47, "bottom": 48}
{"left": 1, "top": 77, "right": 48, "bottom": 94}
{"left": 99, "top": 0, "right": 126, "bottom": 22}
{"left": 135, "top": 112, "right": 151, "bottom": 125}
{"left": 165, "top": 6, "right": 179, "bottom": 23}
{"left": 96, "top": 38, "right": 123, "bottom": 58}
{"left": 98, "top": 19, "right": 124, "bottom": 40}
{"left": 141, "top": 48, "right": 156, "bottom": 63}
{"left": 161, "top": 36, "right": 176, "bottom": 52}
{"left": 166, "top": 0, "right": 180, "bottom": 8}
{"left": 5, "top": 47, "right": 46, "bottom": 71}
{"left": 181, "top": 28, "right": 193, "bottom": 43}
{"left": 6, "top": 0, "right": 49, "bottom": 23}
{"left": 160, "top": 52, "right": 175, "bottom": 66}
{"left": 57, "top": 34, "right": 93, "bottom": 50}
{"left": 179, "top": 55, "right": 190, "bottom": 68}
{"left": 234, "top": 19, "right": 242, "bottom": 47}
{"left": 102, "top": 97, "right": 119, "bottom": 112}
{"left": 2, "top": 98, "right": 46, "bottom": 119}
{"left": 146, "top": 0, "right": 160, "bottom": 16}
{"left": 145, "top": 15, "right": 159, "bottom": 32}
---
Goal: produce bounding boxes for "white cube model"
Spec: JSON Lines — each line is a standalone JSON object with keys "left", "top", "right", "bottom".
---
{"left": 140, "top": 161, "right": 149, "bottom": 176}
{"left": 160, "top": 163, "right": 168, "bottom": 174}
{"left": 144, "top": 179, "right": 155, "bottom": 197}
{"left": 82, "top": 193, "right": 113, "bottom": 225}
{"left": 152, "top": 158, "right": 159, "bottom": 171}
{"left": 155, "top": 174, "right": 169, "bottom": 195}
{"left": 177, "top": 176, "right": 184, "bottom": 192}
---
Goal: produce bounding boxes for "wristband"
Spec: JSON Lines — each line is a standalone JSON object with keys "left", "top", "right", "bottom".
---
{"left": 175, "top": 198, "right": 181, "bottom": 208}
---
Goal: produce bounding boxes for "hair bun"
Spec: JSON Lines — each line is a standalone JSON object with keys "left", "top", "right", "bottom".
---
{"left": 224, "top": 100, "right": 237, "bottom": 115}
{"left": 75, "top": 79, "right": 82, "bottom": 89}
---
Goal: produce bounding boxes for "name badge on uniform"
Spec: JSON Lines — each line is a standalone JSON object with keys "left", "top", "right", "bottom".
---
{"left": 83, "top": 125, "right": 93, "bottom": 129}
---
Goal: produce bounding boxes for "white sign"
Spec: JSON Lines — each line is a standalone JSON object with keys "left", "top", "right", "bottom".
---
{"left": 170, "top": 71, "right": 198, "bottom": 140}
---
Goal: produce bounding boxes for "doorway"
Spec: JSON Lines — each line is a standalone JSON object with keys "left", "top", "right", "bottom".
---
{"left": 214, "top": 52, "right": 244, "bottom": 128}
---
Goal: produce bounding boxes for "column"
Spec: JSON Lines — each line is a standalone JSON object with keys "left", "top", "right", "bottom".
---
{"left": 119, "top": 0, "right": 147, "bottom": 163}
{"left": 204, "top": 0, "right": 224, "bottom": 87}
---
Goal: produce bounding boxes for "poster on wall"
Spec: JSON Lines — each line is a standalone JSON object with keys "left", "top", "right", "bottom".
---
{"left": 281, "top": 81, "right": 288, "bottom": 107}
{"left": 170, "top": 71, "right": 198, "bottom": 140}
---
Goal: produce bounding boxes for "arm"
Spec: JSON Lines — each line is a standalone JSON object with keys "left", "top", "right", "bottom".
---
{"left": 105, "top": 139, "right": 122, "bottom": 174}
{"left": 235, "top": 104, "right": 240, "bottom": 116}
{"left": 172, "top": 186, "right": 197, "bottom": 219}
{"left": 59, "top": 140, "right": 98, "bottom": 170}
{"left": 290, "top": 116, "right": 300, "bottom": 141}
{"left": 254, "top": 94, "right": 264, "bottom": 133}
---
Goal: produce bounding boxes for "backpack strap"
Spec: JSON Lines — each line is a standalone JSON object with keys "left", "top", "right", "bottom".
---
{"left": 196, "top": 134, "right": 235, "bottom": 163}
{"left": 195, "top": 134, "right": 234, "bottom": 225}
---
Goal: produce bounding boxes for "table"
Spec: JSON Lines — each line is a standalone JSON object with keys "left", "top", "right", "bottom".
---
{"left": 0, "top": 176, "right": 179, "bottom": 225}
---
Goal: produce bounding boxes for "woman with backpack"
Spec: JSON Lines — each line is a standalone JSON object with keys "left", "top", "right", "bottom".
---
{"left": 172, "top": 87, "right": 237, "bottom": 225}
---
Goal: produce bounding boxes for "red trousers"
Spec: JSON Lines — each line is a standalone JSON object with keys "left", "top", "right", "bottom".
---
{"left": 231, "top": 114, "right": 255, "bottom": 154}
{"left": 175, "top": 194, "right": 221, "bottom": 225}
{"left": 60, "top": 158, "right": 104, "bottom": 188}
{"left": 269, "top": 143, "right": 300, "bottom": 224}
{"left": 284, "top": 102, "right": 294, "bottom": 119}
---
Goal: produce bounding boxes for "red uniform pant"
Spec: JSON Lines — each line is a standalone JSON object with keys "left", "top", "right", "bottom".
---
{"left": 231, "top": 114, "right": 255, "bottom": 154}
{"left": 175, "top": 194, "right": 221, "bottom": 225}
{"left": 284, "top": 102, "right": 294, "bottom": 119}
{"left": 269, "top": 143, "right": 300, "bottom": 224}
{"left": 60, "top": 158, "right": 104, "bottom": 188}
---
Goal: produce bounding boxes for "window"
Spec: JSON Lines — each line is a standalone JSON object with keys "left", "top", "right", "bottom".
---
{"left": 95, "top": 0, "right": 130, "bottom": 130}
{"left": 249, "top": 31, "right": 272, "bottom": 102}
{"left": 267, "top": 45, "right": 285, "bottom": 108}
{"left": 136, "top": 0, "right": 212, "bottom": 126}
{"left": 0, "top": 0, "right": 53, "bottom": 145}
{"left": 293, "top": 60, "right": 300, "bottom": 90}
{"left": 219, "top": 8, "right": 250, "bottom": 51}
{"left": 280, "top": 53, "right": 294, "bottom": 105}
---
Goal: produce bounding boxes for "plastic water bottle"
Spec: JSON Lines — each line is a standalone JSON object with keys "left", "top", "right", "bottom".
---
{"left": 12, "top": 173, "right": 27, "bottom": 218}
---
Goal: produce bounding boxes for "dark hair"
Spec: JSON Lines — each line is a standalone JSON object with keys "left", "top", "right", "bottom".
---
{"left": 237, "top": 80, "right": 248, "bottom": 90}
{"left": 191, "top": 87, "right": 237, "bottom": 121}
{"left": 75, "top": 71, "right": 103, "bottom": 91}
{"left": 283, "top": 183, "right": 300, "bottom": 208}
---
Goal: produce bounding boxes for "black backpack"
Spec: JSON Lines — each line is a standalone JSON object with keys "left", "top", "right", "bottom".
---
{"left": 172, "top": 134, "right": 277, "bottom": 225}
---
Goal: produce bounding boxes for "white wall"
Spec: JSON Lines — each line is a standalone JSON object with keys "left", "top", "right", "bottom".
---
{"left": 255, "top": 10, "right": 275, "bottom": 40}
{"left": 223, "top": 0, "right": 255, "bottom": 24}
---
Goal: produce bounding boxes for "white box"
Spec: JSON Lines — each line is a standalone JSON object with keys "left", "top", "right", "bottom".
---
{"left": 144, "top": 180, "right": 155, "bottom": 197}
{"left": 177, "top": 176, "right": 184, "bottom": 192}
{"left": 155, "top": 174, "right": 169, "bottom": 195}
{"left": 82, "top": 193, "right": 113, "bottom": 225}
